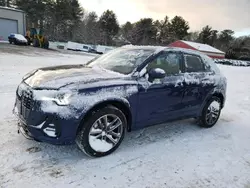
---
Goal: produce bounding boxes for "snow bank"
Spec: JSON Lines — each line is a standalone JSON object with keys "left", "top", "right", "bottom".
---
{"left": 214, "top": 58, "right": 250, "bottom": 67}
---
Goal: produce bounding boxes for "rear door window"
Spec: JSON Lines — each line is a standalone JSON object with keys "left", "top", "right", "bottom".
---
{"left": 184, "top": 54, "right": 206, "bottom": 73}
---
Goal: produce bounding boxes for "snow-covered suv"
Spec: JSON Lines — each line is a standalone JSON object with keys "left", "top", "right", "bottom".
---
{"left": 13, "top": 45, "right": 227, "bottom": 157}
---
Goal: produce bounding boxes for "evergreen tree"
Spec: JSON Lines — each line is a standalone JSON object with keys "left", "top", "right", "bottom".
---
{"left": 184, "top": 31, "right": 199, "bottom": 42}
{"left": 198, "top": 25, "right": 219, "bottom": 46}
{"left": 0, "top": 0, "right": 13, "bottom": 7}
{"left": 15, "top": 0, "right": 50, "bottom": 28}
{"left": 99, "top": 10, "right": 119, "bottom": 45}
{"left": 198, "top": 25, "right": 213, "bottom": 44}
{"left": 121, "top": 21, "right": 133, "bottom": 42}
{"left": 169, "top": 16, "right": 189, "bottom": 40}
{"left": 217, "top": 29, "right": 234, "bottom": 50}
{"left": 129, "top": 18, "right": 157, "bottom": 45}
{"left": 15, "top": 0, "right": 83, "bottom": 41}
{"left": 0, "top": 0, "right": 5, "bottom": 6}
{"left": 84, "top": 11, "right": 99, "bottom": 44}
{"left": 155, "top": 16, "right": 171, "bottom": 44}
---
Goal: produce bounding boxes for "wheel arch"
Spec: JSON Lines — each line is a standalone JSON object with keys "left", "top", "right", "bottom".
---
{"left": 212, "top": 92, "right": 225, "bottom": 108}
{"left": 77, "top": 99, "right": 133, "bottom": 134}
{"left": 199, "top": 90, "right": 225, "bottom": 117}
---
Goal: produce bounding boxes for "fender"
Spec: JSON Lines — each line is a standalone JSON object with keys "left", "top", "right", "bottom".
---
{"left": 77, "top": 96, "right": 132, "bottom": 128}
{"left": 198, "top": 88, "right": 226, "bottom": 117}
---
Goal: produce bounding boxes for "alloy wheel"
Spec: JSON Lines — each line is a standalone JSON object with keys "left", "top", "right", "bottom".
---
{"left": 206, "top": 101, "right": 220, "bottom": 125}
{"left": 88, "top": 114, "right": 123, "bottom": 152}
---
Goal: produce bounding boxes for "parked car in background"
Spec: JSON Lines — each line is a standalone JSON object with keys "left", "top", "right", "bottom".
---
{"left": 82, "top": 45, "right": 98, "bottom": 54}
{"left": 95, "top": 45, "right": 115, "bottom": 54}
{"left": 8, "top": 33, "right": 28, "bottom": 45}
{"left": 13, "top": 46, "right": 227, "bottom": 157}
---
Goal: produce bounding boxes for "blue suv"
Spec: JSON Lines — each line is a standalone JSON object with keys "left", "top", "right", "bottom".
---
{"left": 13, "top": 46, "right": 227, "bottom": 157}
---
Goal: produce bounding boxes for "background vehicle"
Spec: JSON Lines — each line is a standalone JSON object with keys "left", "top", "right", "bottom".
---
{"left": 25, "top": 28, "right": 49, "bottom": 49}
{"left": 8, "top": 33, "right": 28, "bottom": 45}
{"left": 82, "top": 45, "right": 98, "bottom": 53}
{"left": 67, "top": 42, "right": 102, "bottom": 54}
{"left": 13, "top": 46, "right": 227, "bottom": 157}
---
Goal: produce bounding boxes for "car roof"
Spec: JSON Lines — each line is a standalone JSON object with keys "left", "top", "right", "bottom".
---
{"left": 121, "top": 45, "right": 164, "bottom": 51}
{"left": 121, "top": 45, "right": 206, "bottom": 57}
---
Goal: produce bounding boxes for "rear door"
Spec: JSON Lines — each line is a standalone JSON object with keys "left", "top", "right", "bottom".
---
{"left": 182, "top": 53, "right": 215, "bottom": 116}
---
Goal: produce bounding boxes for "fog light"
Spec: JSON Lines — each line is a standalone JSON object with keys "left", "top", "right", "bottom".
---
{"left": 43, "top": 124, "right": 57, "bottom": 137}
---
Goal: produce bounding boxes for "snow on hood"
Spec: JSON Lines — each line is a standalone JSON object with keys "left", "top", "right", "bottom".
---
{"left": 24, "top": 65, "right": 125, "bottom": 89}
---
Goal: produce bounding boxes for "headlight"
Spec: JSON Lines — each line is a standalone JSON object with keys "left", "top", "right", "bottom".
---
{"left": 54, "top": 93, "right": 72, "bottom": 106}
{"left": 17, "top": 83, "right": 26, "bottom": 97}
{"left": 41, "top": 93, "right": 72, "bottom": 106}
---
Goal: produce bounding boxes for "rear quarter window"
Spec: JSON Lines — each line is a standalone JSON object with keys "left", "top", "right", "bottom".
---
{"left": 201, "top": 55, "right": 221, "bottom": 74}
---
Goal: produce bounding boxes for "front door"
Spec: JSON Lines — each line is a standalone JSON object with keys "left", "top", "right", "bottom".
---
{"left": 135, "top": 51, "right": 185, "bottom": 129}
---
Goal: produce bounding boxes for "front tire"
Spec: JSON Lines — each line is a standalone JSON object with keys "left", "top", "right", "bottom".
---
{"left": 199, "top": 96, "right": 222, "bottom": 128}
{"left": 76, "top": 106, "right": 127, "bottom": 157}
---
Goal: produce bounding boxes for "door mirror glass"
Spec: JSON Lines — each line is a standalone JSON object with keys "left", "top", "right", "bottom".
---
{"left": 148, "top": 68, "right": 166, "bottom": 80}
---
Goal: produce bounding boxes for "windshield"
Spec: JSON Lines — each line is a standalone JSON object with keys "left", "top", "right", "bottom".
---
{"left": 86, "top": 48, "right": 154, "bottom": 74}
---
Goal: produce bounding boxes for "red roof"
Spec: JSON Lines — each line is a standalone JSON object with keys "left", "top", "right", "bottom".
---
{"left": 169, "top": 40, "right": 225, "bottom": 54}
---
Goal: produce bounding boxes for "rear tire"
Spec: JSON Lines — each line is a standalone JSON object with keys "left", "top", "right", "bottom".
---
{"left": 198, "top": 96, "right": 222, "bottom": 128}
{"left": 76, "top": 106, "right": 127, "bottom": 157}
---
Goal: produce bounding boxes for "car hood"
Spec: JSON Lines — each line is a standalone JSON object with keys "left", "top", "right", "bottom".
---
{"left": 23, "top": 64, "right": 126, "bottom": 89}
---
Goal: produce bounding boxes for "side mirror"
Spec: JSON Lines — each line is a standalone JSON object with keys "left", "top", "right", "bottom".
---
{"left": 148, "top": 68, "right": 166, "bottom": 81}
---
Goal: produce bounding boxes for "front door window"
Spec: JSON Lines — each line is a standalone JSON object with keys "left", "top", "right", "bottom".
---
{"left": 146, "top": 52, "right": 182, "bottom": 79}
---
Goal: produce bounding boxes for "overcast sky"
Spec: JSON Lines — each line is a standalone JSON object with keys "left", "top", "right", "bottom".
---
{"left": 79, "top": 0, "right": 250, "bottom": 36}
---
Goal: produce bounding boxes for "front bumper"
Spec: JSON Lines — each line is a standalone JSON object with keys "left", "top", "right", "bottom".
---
{"left": 17, "top": 120, "right": 35, "bottom": 140}
{"left": 13, "top": 96, "right": 80, "bottom": 145}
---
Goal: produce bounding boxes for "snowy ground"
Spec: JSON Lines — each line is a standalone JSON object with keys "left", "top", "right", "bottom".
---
{"left": 0, "top": 44, "right": 250, "bottom": 188}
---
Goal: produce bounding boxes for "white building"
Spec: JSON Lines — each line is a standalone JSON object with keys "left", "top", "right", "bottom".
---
{"left": 0, "top": 6, "right": 26, "bottom": 41}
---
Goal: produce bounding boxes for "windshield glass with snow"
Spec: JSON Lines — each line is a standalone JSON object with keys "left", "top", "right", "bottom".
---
{"left": 86, "top": 48, "right": 154, "bottom": 74}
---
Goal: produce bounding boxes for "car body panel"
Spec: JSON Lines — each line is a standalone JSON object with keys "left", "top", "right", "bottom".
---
{"left": 14, "top": 46, "right": 227, "bottom": 145}
{"left": 23, "top": 64, "right": 128, "bottom": 89}
{"left": 135, "top": 74, "right": 186, "bottom": 128}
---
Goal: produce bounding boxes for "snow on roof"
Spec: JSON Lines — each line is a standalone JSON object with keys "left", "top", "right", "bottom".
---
{"left": 121, "top": 45, "right": 214, "bottom": 57}
{"left": 181, "top": 40, "right": 225, "bottom": 54}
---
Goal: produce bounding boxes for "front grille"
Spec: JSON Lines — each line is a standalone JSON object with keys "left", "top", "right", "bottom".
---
{"left": 22, "top": 89, "right": 33, "bottom": 109}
